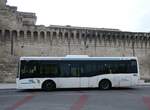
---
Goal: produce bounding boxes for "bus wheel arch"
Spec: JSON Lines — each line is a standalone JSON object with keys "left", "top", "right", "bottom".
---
{"left": 99, "top": 79, "right": 112, "bottom": 90}
{"left": 42, "top": 80, "right": 56, "bottom": 91}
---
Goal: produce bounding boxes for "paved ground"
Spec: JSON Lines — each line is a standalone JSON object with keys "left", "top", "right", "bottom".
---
{"left": 0, "top": 80, "right": 149, "bottom": 89}
{"left": 0, "top": 86, "right": 150, "bottom": 110}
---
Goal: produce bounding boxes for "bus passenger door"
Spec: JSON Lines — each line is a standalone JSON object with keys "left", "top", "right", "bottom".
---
{"left": 58, "top": 63, "right": 80, "bottom": 88}
{"left": 80, "top": 63, "right": 97, "bottom": 88}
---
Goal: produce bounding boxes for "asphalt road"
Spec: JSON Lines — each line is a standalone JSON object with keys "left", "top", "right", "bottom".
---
{"left": 0, "top": 86, "right": 150, "bottom": 110}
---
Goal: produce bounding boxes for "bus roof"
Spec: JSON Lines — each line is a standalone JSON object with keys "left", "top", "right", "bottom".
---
{"left": 20, "top": 55, "right": 137, "bottom": 61}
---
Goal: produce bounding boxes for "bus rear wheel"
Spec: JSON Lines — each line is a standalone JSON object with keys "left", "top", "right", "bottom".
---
{"left": 99, "top": 79, "right": 112, "bottom": 90}
{"left": 42, "top": 80, "right": 56, "bottom": 91}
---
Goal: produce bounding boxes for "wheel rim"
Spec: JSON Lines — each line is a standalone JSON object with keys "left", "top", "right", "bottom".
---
{"left": 43, "top": 82, "right": 55, "bottom": 91}
{"left": 100, "top": 80, "right": 110, "bottom": 90}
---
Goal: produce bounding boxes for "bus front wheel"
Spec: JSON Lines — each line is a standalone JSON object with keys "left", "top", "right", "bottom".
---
{"left": 42, "top": 80, "right": 56, "bottom": 91}
{"left": 99, "top": 79, "right": 112, "bottom": 90}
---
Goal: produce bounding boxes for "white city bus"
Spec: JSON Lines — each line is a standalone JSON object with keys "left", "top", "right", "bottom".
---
{"left": 16, "top": 55, "right": 140, "bottom": 90}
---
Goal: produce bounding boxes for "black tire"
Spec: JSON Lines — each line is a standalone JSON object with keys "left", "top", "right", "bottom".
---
{"left": 99, "top": 79, "right": 111, "bottom": 90}
{"left": 42, "top": 80, "right": 56, "bottom": 91}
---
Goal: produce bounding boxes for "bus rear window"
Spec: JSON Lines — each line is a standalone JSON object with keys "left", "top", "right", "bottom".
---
{"left": 129, "top": 60, "right": 138, "bottom": 73}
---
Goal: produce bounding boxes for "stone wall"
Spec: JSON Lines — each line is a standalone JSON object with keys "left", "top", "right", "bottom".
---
{"left": 0, "top": 1, "right": 150, "bottom": 82}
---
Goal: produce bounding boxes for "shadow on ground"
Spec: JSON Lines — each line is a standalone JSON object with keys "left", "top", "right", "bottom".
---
{"left": 17, "top": 87, "right": 138, "bottom": 93}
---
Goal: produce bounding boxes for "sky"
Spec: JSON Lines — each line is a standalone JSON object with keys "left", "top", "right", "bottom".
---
{"left": 7, "top": 0, "right": 150, "bottom": 32}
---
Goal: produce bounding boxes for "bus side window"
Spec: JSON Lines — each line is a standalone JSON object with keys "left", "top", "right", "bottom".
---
{"left": 102, "top": 63, "right": 109, "bottom": 74}
{"left": 97, "top": 63, "right": 102, "bottom": 75}
{"left": 70, "top": 67, "right": 79, "bottom": 77}
{"left": 70, "top": 63, "right": 82, "bottom": 77}
{"left": 60, "top": 63, "right": 70, "bottom": 77}
{"left": 82, "top": 63, "right": 97, "bottom": 77}
{"left": 40, "top": 62, "right": 59, "bottom": 77}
